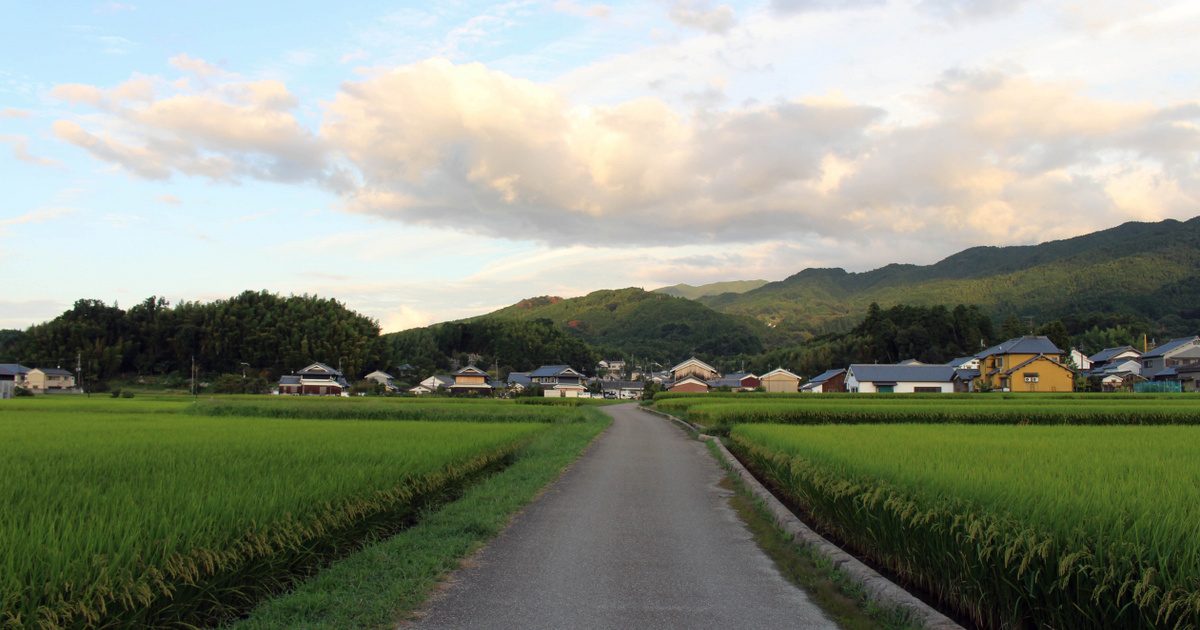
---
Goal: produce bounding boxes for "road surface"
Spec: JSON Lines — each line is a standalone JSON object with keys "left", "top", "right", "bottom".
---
{"left": 412, "top": 403, "right": 834, "bottom": 629}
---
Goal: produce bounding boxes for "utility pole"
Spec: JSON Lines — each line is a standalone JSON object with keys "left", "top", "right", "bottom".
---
{"left": 76, "top": 351, "right": 84, "bottom": 397}
{"left": 191, "top": 355, "right": 196, "bottom": 397}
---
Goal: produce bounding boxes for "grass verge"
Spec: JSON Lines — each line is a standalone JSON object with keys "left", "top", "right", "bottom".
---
{"left": 703, "top": 439, "right": 922, "bottom": 630}
{"left": 234, "top": 416, "right": 611, "bottom": 629}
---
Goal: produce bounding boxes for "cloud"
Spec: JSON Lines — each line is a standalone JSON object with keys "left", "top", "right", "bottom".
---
{"left": 1, "top": 108, "right": 30, "bottom": 118}
{"left": 48, "top": 58, "right": 1200, "bottom": 254}
{"left": 770, "top": 0, "right": 885, "bottom": 14}
{"left": 553, "top": 0, "right": 611, "bottom": 19}
{"left": 52, "top": 59, "right": 337, "bottom": 186}
{"left": 916, "top": 0, "right": 1030, "bottom": 22}
{"left": 157, "top": 194, "right": 181, "bottom": 205}
{"left": 669, "top": 1, "right": 736, "bottom": 33}
{"left": 0, "top": 135, "right": 62, "bottom": 167}
{"left": 0, "top": 207, "right": 74, "bottom": 233}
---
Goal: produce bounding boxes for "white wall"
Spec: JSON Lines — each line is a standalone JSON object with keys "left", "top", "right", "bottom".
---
{"left": 846, "top": 375, "right": 952, "bottom": 393}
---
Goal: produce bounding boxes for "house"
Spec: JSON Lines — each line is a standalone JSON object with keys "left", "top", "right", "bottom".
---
{"left": 668, "top": 376, "right": 710, "bottom": 393}
{"left": 530, "top": 365, "right": 587, "bottom": 397}
{"left": 975, "top": 336, "right": 1074, "bottom": 392}
{"left": 1068, "top": 349, "right": 1093, "bottom": 372}
{"left": 597, "top": 360, "right": 626, "bottom": 379}
{"left": 26, "top": 367, "right": 77, "bottom": 392}
{"left": 670, "top": 357, "right": 720, "bottom": 382}
{"left": 846, "top": 364, "right": 958, "bottom": 393}
{"left": 0, "top": 363, "right": 31, "bottom": 387}
{"left": 1140, "top": 336, "right": 1200, "bottom": 380}
{"left": 760, "top": 367, "right": 802, "bottom": 393}
{"left": 363, "top": 370, "right": 400, "bottom": 393}
{"left": 707, "top": 372, "right": 759, "bottom": 391}
{"left": 278, "top": 362, "right": 349, "bottom": 396}
{"left": 1088, "top": 345, "right": 1142, "bottom": 367}
{"left": 597, "top": 379, "right": 645, "bottom": 399}
{"left": 448, "top": 366, "right": 493, "bottom": 396}
{"left": 410, "top": 374, "right": 454, "bottom": 395}
{"left": 505, "top": 372, "right": 533, "bottom": 393}
{"left": 800, "top": 369, "right": 846, "bottom": 393}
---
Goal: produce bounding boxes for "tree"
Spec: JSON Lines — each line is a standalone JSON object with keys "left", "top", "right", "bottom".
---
{"left": 1037, "top": 320, "right": 1071, "bottom": 353}
{"left": 999, "top": 315, "right": 1027, "bottom": 339}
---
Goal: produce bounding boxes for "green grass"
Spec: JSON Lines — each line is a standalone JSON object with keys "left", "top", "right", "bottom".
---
{"left": 186, "top": 397, "right": 598, "bottom": 423}
{"left": 729, "top": 424, "right": 1200, "bottom": 629}
{"left": 237, "top": 414, "right": 610, "bottom": 628}
{"left": 0, "top": 410, "right": 547, "bottom": 627}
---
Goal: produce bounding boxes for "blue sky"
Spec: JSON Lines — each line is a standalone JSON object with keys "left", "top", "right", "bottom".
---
{"left": 2, "top": 1, "right": 1197, "bottom": 331}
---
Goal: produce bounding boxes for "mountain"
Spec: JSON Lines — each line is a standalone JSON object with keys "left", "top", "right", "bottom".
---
{"left": 654, "top": 280, "right": 768, "bottom": 300}
{"left": 480, "top": 287, "right": 767, "bottom": 363}
{"left": 697, "top": 217, "right": 1200, "bottom": 343}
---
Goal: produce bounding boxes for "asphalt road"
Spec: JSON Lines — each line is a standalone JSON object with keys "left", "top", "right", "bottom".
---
{"left": 411, "top": 403, "right": 834, "bottom": 629}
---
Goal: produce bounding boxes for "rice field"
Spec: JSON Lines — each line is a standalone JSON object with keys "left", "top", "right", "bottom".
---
{"left": 729, "top": 424, "right": 1200, "bottom": 629}
{"left": 0, "top": 399, "right": 562, "bottom": 628}
{"left": 653, "top": 394, "right": 1200, "bottom": 432}
{"left": 187, "top": 396, "right": 598, "bottom": 423}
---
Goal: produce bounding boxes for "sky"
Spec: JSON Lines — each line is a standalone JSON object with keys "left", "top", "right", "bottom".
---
{"left": 1, "top": 1, "right": 1197, "bottom": 332}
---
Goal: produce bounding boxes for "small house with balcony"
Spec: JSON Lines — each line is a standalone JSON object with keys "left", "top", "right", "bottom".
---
{"left": 278, "top": 362, "right": 350, "bottom": 396}
{"left": 448, "top": 366, "right": 494, "bottom": 396}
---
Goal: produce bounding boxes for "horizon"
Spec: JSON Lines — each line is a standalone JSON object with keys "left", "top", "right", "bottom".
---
{"left": 3, "top": 2, "right": 1198, "bottom": 332}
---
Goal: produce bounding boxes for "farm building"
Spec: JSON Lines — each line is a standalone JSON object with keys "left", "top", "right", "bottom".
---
{"left": 976, "top": 336, "right": 1074, "bottom": 392}
{"left": 26, "top": 367, "right": 76, "bottom": 392}
{"left": 846, "top": 364, "right": 958, "bottom": 393}
{"left": 800, "top": 368, "right": 846, "bottom": 393}
{"left": 670, "top": 357, "right": 720, "bottom": 382}
{"left": 668, "top": 376, "right": 710, "bottom": 393}
{"left": 760, "top": 368, "right": 802, "bottom": 393}
{"left": 363, "top": 370, "right": 400, "bottom": 393}
{"left": 278, "top": 362, "right": 350, "bottom": 396}
{"left": 708, "top": 371, "right": 759, "bottom": 391}
{"left": 448, "top": 366, "right": 494, "bottom": 396}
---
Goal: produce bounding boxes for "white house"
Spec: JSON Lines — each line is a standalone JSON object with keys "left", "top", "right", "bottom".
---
{"left": 845, "top": 364, "right": 958, "bottom": 393}
{"left": 1068, "top": 349, "right": 1093, "bottom": 372}
{"left": 363, "top": 370, "right": 400, "bottom": 393}
{"left": 410, "top": 374, "right": 453, "bottom": 395}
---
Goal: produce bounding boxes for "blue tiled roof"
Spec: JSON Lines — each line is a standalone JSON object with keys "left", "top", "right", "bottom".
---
{"left": 297, "top": 362, "right": 343, "bottom": 377}
{"left": 1143, "top": 336, "right": 1199, "bottom": 359}
{"left": 0, "top": 363, "right": 30, "bottom": 376}
{"left": 507, "top": 372, "right": 533, "bottom": 386}
{"left": 849, "top": 364, "right": 957, "bottom": 383}
{"left": 977, "top": 336, "right": 1062, "bottom": 358}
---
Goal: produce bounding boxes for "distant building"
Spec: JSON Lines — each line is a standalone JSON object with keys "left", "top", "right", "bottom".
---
{"left": 669, "top": 357, "right": 720, "bottom": 382}
{"left": 800, "top": 369, "right": 846, "bottom": 394}
{"left": 597, "top": 360, "right": 626, "bottom": 379}
{"left": 1140, "top": 336, "right": 1200, "bottom": 381}
{"left": 976, "top": 336, "right": 1074, "bottom": 392}
{"left": 363, "top": 370, "right": 400, "bottom": 393}
{"left": 278, "top": 362, "right": 349, "bottom": 396}
{"left": 668, "top": 376, "right": 710, "bottom": 394}
{"left": 448, "top": 366, "right": 493, "bottom": 396}
{"left": 506, "top": 372, "right": 533, "bottom": 393}
{"left": 1088, "top": 345, "right": 1142, "bottom": 367}
{"left": 708, "top": 372, "right": 759, "bottom": 391}
{"left": 759, "top": 367, "right": 802, "bottom": 393}
{"left": 0, "top": 364, "right": 31, "bottom": 387}
{"left": 846, "top": 364, "right": 958, "bottom": 393}
{"left": 26, "top": 367, "right": 77, "bottom": 393}
{"left": 1068, "top": 349, "right": 1093, "bottom": 372}
{"left": 410, "top": 374, "right": 454, "bottom": 395}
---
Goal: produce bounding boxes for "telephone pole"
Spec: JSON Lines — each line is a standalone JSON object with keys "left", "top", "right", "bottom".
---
{"left": 191, "top": 355, "right": 196, "bottom": 397}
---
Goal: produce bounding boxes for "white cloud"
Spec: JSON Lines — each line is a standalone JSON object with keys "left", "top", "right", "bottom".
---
{"left": 0, "top": 135, "right": 62, "bottom": 167}
{"left": 0, "top": 207, "right": 75, "bottom": 233}
{"left": 669, "top": 1, "right": 737, "bottom": 33}
{"left": 1, "top": 108, "right": 30, "bottom": 118}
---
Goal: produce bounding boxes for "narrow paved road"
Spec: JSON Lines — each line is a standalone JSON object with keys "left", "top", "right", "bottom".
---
{"left": 412, "top": 403, "right": 834, "bottom": 629}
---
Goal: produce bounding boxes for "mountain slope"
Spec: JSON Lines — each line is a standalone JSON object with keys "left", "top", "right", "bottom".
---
{"left": 482, "top": 287, "right": 767, "bottom": 361}
{"left": 654, "top": 280, "right": 768, "bottom": 300}
{"left": 700, "top": 217, "right": 1200, "bottom": 342}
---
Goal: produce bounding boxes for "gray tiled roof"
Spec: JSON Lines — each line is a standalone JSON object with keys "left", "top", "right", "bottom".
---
{"left": 0, "top": 363, "right": 31, "bottom": 376}
{"left": 278, "top": 375, "right": 301, "bottom": 385}
{"left": 530, "top": 365, "right": 576, "bottom": 377}
{"left": 1144, "top": 337, "right": 1200, "bottom": 359}
{"left": 297, "top": 362, "right": 343, "bottom": 377}
{"left": 849, "top": 364, "right": 957, "bottom": 383}
{"left": 808, "top": 369, "right": 845, "bottom": 384}
{"left": 506, "top": 372, "right": 533, "bottom": 386}
{"left": 1088, "top": 345, "right": 1139, "bottom": 363}
{"left": 36, "top": 367, "right": 74, "bottom": 377}
{"left": 977, "top": 336, "right": 1062, "bottom": 358}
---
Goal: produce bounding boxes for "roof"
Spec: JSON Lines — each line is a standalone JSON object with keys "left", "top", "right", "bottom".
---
{"left": 977, "top": 336, "right": 1063, "bottom": 359}
{"left": 724, "top": 371, "right": 759, "bottom": 381}
{"left": 1169, "top": 346, "right": 1200, "bottom": 360}
{"left": 954, "top": 368, "right": 980, "bottom": 381}
{"left": 1089, "top": 345, "right": 1140, "bottom": 363}
{"left": 364, "top": 370, "right": 394, "bottom": 379}
{"left": 944, "top": 357, "right": 977, "bottom": 368}
{"left": 297, "top": 362, "right": 343, "bottom": 376}
{"left": 761, "top": 367, "right": 802, "bottom": 380}
{"left": 1142, "top": 336, "right": 1199, "bottom": 359}
{"left": 33, "top": 367, "right": 74, "bottom": 377}
{"left": 669, "top": 357, "right": 718, "bottom": 374}
{"left": 998, "top": 354, "right": 1074, "bottom": 376}
{"left": 506, "top": 372, "right": 533, "bottom": 387}
{"left": 455, "top": 365, "right": 489, "bottom": 376}
{"left": 278, "top": 375, "right": 301, "bottom": 385}
{"left": 669, "top": 376, "right": 710, "bottom": 388}
{"left": 0, "top": 363, "right": 30, "bottom": 376}
{"left": 707, "top": 377, "right": 751, "bottom": 388}
{"left": 849, "top": 364, "right": 957, "bottom": 383}
{"left": 395, "top": 363, "right": 414, "bottom": 370}
{"left": 808, "top": 369, "right": 845, "bottom": 384}
{"left": 530, "top": 365, "right": 582, "bottom": 378}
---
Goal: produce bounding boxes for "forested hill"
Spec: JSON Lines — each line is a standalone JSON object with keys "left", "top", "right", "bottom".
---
{"left": 653, "top": 280, "right": 767, "bottom": 300}
{"left": 479, "top": 287, "right": 768, "bottom": 362}
{"left": 698, "top": 216, "right": 1200, "bottom": 342}
{"left": 7, "top": 291, "right": 384, "bottom": 382}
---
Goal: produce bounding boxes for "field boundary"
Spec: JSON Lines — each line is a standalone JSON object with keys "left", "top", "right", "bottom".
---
{"left": 639, "top": 406, "right": 961, "bottom": 630}
{"left": 641, "top": 407, "right": 702, "bottom": 433}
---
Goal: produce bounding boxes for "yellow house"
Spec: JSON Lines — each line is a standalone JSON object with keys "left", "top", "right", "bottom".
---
{"left": 26, "top": 367, "right": 77, "bottom": 392}
{"left": 977, "top": 336, "right": 1074, "bottom": 392}
{"left": 760, "top": 367, "right": 802, "bottom": 393}
{"left": 448, "top": 366, "right": 493, "bottom": 396}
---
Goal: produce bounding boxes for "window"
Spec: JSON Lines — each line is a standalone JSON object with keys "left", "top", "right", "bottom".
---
{"left": 914, "top": 386, "right": 941, "bottom": 393}
{"left": 1023, "top": 373, "right": 1039, "bottom": 383}
{"left": 877, "top": 385, "right": 894, "bottom": 393}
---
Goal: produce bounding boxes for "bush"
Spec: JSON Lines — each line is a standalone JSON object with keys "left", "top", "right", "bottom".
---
{"left": 110, "top": 389, "right": 122, "bottom": 398}
{"left": 14, "top": 386, "right": 33, "bottom": 397}
{"left": 121, "top": 391, "right": 135, "bottom": 398}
